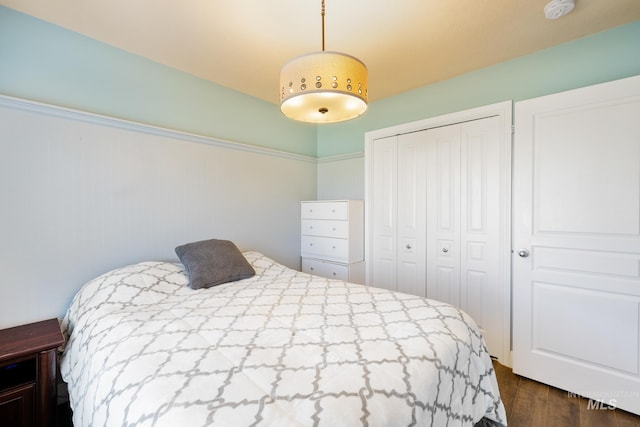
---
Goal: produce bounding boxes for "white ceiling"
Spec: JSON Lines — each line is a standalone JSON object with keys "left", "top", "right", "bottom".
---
{"left": 2, "top": 1, "right": 639, "bottom": 104}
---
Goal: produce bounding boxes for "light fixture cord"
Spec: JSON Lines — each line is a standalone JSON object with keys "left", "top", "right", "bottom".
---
{"left": 321, "top": 0, "right": 325, "bottom": 51}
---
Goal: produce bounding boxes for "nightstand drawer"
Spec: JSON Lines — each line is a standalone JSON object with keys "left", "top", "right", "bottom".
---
{"left": 301, "top": 219, "right": 348, "bottom": 238}
{"left": 302, "top": 258, "right": 349, "bottom": 281}
{"left": 301, "top": 201, "right": 349, "bottom": 220}
{"left": 301, "top": 236, "right": 348, "bottom": 262}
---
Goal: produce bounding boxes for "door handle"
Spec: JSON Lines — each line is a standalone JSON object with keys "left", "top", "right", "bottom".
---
{"left": 518, "top": 249, "right": 530, "bottom": 258}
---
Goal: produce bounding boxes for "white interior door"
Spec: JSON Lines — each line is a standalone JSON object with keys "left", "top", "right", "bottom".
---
{"left": 513, "top": 75, "right": 640, "bottom": 415}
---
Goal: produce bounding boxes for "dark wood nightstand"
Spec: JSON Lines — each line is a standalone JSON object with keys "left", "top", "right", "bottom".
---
{"left": 0, "top": 319, "right": 64, "bottom": 427}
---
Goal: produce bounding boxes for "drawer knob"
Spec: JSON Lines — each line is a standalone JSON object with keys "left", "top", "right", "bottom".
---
{"left": 442, "top": 247, "right": 448, "bottom": 253}
{"left": 309, "top": 243, "right": 313, "bottom": 246}
{"left": 406, "top": 244, "right": 412, "bottom": 249}
{"left": 310, "top": 267, "right": 314, "bottom": 271}
{"left": 332, "top": 272, "right": 336, "bottom": 276}
{"left": 332, "top": 246, "right": 336, "bottom": 249}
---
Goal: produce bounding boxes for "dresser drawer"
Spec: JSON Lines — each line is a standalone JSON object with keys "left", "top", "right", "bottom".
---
{"left": 302, "top": 258, "right": 349, "bottom": 281}
{"left": 301, "top": 219, "right": 348, "bottom": 238}
{"left": 301, "top": 201, "right": 349, "bottom": 220}
{"left": 301, "top": 236, "right": 348, "bottom": 262}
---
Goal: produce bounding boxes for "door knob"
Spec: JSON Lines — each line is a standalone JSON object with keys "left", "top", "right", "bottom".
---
{"left": 518, "top": 249, "right": 530, "bottom": 258}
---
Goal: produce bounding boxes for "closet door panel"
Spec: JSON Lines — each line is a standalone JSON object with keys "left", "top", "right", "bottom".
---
{"left": 465, "top": 270, "right": 487, "bottom": 323}
{"left": 459, "top": 117, "right": 504, "bottom": 356}
{"left": 371, "top": 136, "right": 398, "bottom": 291}
{"left": 435, "top": 266, "right": 457, "bottom": 304}
{"left": 396, "top": 132, "right": 427, "bottom": 296}
{"left": 426, "top": 126, "right": 461, "bottom": 306}
{"left": 464, "top": 133, "right": 486, "bottom": 233}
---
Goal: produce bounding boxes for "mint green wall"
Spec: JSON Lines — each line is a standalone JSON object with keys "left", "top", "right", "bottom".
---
{"left": 2, "top": 5, "right": 638, "bottom": 160}
{"left": 0, "top": 6, "right": 317, "bottom": 157}
{"left": 318, "top": 20, "right": 640, "bottom": 158}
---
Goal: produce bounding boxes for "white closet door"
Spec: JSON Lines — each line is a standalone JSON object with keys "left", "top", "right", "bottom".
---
{"left": 425, "top": 125, "right": 461, "bottom": 306}
{"left": 371, "top": 136, "right": 398, "bottom": 291}
{"left": 513, "top": 75, "right": 640, "bottom": 415}
{"left": 458, "top": 117, "right": 505, "bottom": 359}
{"left": 397, "top": 131, "right": 427, "bottom": 296}
{"left": 425, "top": 117, "right": 507, "bottom": 360}
{"left": 365, "top": 101, "right": 512, "bottom": 364}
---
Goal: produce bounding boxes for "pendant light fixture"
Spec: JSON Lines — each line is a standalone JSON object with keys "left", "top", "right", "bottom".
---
{"left": 280, "top": 0, "right": 368, "bottom": 124}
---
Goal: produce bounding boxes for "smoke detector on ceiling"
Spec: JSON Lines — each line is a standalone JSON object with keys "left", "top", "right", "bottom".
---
{"left": 544, "top": 0, "right": 575, "bottom": 19}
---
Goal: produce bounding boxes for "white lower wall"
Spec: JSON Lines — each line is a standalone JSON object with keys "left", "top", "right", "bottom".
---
{"left": 0, "top": 96, "right": 317, "bottom": 329}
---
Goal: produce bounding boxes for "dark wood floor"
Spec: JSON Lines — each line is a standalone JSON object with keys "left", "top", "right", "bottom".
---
{"left": 493, "top": 360, "right": 640, "bottom": 427}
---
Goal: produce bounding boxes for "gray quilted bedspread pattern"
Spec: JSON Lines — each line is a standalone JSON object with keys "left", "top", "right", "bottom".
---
{"left": 60, "top": 251, "right": 506, "bottom": 427}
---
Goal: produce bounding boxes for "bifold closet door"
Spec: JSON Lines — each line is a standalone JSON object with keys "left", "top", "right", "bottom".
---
{"left": 371, "top": 135, "right": 398, "bottom": 291}
{"left": 370, "top": 133, "right": 427, "bottom": 296}
{"left": 425, "top": 125, "right": 461, "bottom": 306}
{"left": 369, "top": 114, "right": 509, "bottom": 361}
{"left": 424, "top": 116, "right": 505, "bottom": 358}
{"left": 396, "top": 131, "right": 427, "bottom": 296}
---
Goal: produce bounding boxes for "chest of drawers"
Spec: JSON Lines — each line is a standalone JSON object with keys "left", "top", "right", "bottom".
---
{"left": 300, "top": 200, "right": 364, "bottom": 284}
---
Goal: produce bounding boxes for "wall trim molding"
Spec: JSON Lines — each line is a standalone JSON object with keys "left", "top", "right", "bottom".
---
{"left": 0, "top": 94, "right": 317, "bottom": 163}
{"left": 316, "top": 152, "right": 364, "bottom": 163}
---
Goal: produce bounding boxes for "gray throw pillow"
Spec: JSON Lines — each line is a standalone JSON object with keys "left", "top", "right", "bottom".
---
{"left": 175, "top": 239, "right": 255, "bottom": 290}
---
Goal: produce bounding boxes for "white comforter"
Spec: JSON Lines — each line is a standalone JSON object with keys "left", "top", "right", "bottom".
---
{"left": 60, "top": 251, "right": 506, "bottom": 426}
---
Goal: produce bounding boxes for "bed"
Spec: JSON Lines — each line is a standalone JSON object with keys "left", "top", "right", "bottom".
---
{"left": 60, "top": 249, "right": 507, "bottom": 426}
